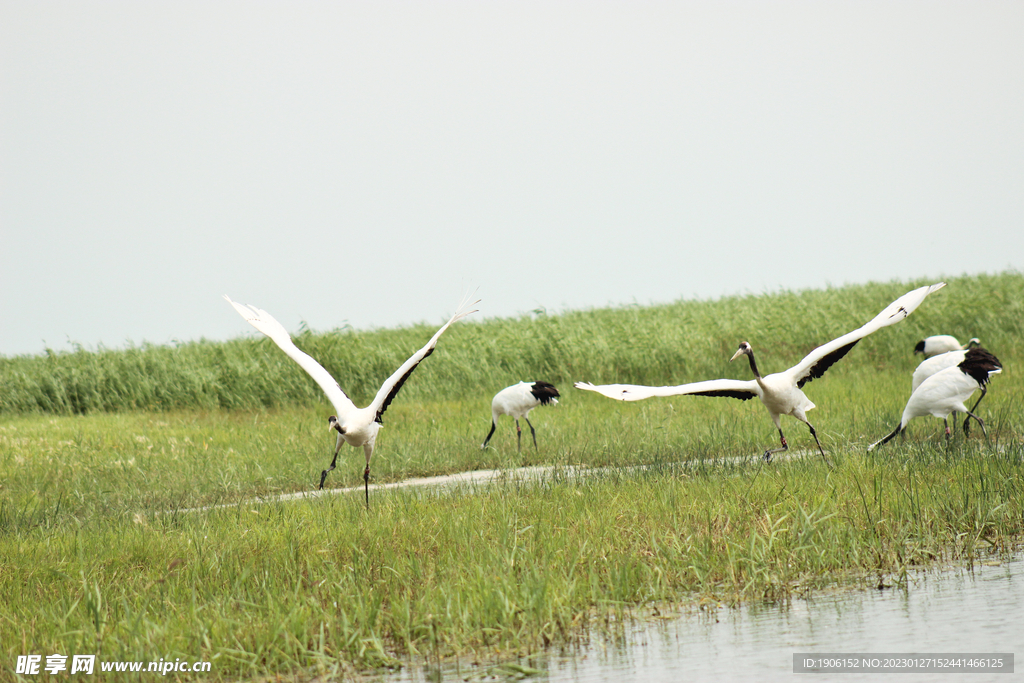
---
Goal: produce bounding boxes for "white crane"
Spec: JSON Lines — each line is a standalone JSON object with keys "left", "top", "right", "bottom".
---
{"left": 914, "top": 335, "right": 980, "bottom": 358}
{"left": 868, "top": 347, "right": 1001, "bottom": 450}
{"left": 225, "top": 295, "right": 478, "bottom": 506}
{"left": 911, "top": 348, "right": 994, "bottom": 435}
{"left": 575, "top": 283, "right": 946, "bottom": 466}
{"left": 481, "top": 381, "right": 560, "bottom": 452}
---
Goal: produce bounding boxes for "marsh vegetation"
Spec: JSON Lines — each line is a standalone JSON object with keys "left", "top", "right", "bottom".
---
{"left": 1, "top": 273, "right": 1022, "bottom": 679}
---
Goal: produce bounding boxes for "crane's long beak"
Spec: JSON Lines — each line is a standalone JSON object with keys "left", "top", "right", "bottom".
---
{"left": 730, "top": 348, "right": 746, "bottom": 362}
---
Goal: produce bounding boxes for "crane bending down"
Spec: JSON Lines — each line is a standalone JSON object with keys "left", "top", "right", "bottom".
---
{"left": 575, "top": 283, "right": 946, "bottom": 466}
{"left": 481, "top": 381, "right": 560, "bottom": 452}
{"left": 914, "top": 335, "right": 979, "bottom": 358}
{"left": 225, "top": 295, "right": 478, "bottom": 507}
{"left": 911, "top": 348, "right": 992, "bottom": 435}
{"left": 868, "top": 347, "right": 1001, "bottom": 450}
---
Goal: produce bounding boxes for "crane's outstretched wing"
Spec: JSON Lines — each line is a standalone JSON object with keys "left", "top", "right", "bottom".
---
{"left": 369, "top": 296, "right": 479, "bottom": 424}
{"left": 224, "top": 295, "right": 358, "bottom": 419}
{"left": 789, "top": 282, "right": 946, "bottom": 389}
{"left": 574, "top": 379, "right": 760, "bottom": 402}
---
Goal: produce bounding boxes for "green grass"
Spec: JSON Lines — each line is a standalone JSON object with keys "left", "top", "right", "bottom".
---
{"left": 3, "top": 272, "right": 1021, "bottom": 415}
{"left": 1, "top": 272, "right": 1023, "bottom": 680}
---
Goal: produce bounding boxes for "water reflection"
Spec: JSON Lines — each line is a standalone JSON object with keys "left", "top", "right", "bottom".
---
{"left": 389, "top": 555, "right": 1022, "bottom": 682}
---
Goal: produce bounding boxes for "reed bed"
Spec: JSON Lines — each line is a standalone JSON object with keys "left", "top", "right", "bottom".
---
{"left": 1, "top": 272, "right": 1022, "bottom": 680}
{"left": 2, "top": 273, "right": 1021, "bottom": 415}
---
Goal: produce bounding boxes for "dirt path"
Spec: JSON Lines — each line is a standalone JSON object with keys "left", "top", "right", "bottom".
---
{"left": 172, "top": 448, "right": 818, "bottom": 514}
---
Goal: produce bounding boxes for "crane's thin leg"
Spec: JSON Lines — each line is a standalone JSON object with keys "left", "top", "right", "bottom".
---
{"left": 943, "top": 417, "right": 951, "bottom": 441}
{"left": 515, "top": 419, "right": 522, "bottom": 453}
{"left": 763, "top": 429, "right": 788, "bottom": 463}
{"left": 806, "top": 422, "right": 833, "bottom": 468}
{"left": 964, "top": 411, "right": 987, "bottom": 438}
{"left": 320, "top": 441, "right": 343, "bottom": 490}
{"left": 363, "top": 443, "right": 373, "bottom": 510}
{"left": 963, "top": 386, "right": 988, "bottom": 437}
{"left": 481, "top": 421, "right": 496, "bottom": 449}
{"left": 525, "top": 417, "right": 538, "bottom": 449}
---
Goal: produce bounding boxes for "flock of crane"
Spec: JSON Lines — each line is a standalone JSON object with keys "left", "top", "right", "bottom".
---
{"left": 226, "top": 283, "right": 1002, "bottom": 507}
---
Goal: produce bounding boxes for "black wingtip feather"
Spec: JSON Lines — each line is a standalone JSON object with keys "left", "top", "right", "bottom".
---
{"left": 374, "top": 347, "right": 435, "bottom": 425}
{"left": 530, "top": 381, "right": 560, "bottom": 405}
{"left": 797, "top": 340, "right": 860, "bottom": 389}
{"left": 959, "top": 348, "right": 1001, "bottom": 386}
{"left": 691, "top": 389, "right": 757, "bottom": 401}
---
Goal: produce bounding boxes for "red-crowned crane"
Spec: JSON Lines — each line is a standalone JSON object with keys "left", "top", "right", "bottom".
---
{"left": 911, "top": 347, "right": 993, "bottom": 435}
{"left": 225, "top": 295, "right": 478, "bottom": 506}
{"left": 481, "top": 381, "right": 560, "bottom": 452}
{"left": 914, "top": 335, "right": 980, "bottom": 358}
{"left": 575, "top": 283, "right": 946, "bottom": 466}
{"left": 868, "top": 347, "right": 1001, "bottom": 450}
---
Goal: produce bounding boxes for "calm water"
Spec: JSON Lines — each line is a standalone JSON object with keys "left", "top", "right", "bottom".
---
{"left": 388, "top": 555, "right": 1023, "bottom": 683}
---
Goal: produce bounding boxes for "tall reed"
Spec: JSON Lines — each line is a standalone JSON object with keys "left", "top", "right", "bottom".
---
{"left": 2, "top": 272, "right": 1021, "bottom": 415}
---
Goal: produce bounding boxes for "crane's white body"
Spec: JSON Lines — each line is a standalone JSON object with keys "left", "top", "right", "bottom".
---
{"left": 912, "top": 350, "right": 968, "bottom": 391}
{"left": 491, "top": 381, "right": 558, "bottom": 420}
{"left": 902, "top": 365, "right": 993, "bottom": 422}
{"left": 576, "top": 283, "right": 946, "bottom": 463}
{"left": 752, "top": 372, "right": 815, "bottom": 429}
{"left": 915, "top": 335, "right": 979, "bottom": 358}
{"left": 482, "top": 381, "right": 559, "bottom": 451}
{"left": 868, "top": 349, "right": 1001, "bottom": 450}
{"left": 225, "top": 295, "right": 477, "bottom": 498}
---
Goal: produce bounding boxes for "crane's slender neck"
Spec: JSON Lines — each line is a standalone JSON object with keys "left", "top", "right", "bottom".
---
{"left": 745, "top": 351, "right": 763, "bottom": 381}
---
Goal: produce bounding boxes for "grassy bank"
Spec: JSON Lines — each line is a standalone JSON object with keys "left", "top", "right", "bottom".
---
{"left": 2, "top": 438, "right": 1022, "bottom": 680}
{"left": 1, "top": 273, "right": 1023, "bottom": 680}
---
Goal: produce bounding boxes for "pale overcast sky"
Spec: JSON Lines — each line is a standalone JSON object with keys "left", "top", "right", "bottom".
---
{"left": 2, "top": 2, "right": 1021, "bottom": 357}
